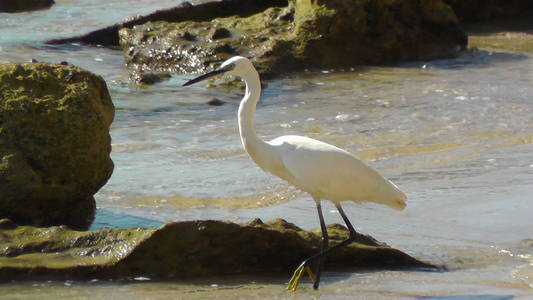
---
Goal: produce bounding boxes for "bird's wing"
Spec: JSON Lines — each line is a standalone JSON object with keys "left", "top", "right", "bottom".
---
{"left": 269, "top": 135, "right": 381, "bottom": 202}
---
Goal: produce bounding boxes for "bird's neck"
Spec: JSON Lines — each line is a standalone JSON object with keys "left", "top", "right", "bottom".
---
{"left": 238, "top": 69, "right": 267, "bottom": 163}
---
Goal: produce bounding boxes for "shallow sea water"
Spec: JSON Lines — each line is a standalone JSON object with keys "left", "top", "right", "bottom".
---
{"left": 1, "top": 1, "right": 533, "bottom": 298}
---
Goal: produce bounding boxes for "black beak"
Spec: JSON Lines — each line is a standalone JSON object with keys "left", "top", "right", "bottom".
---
{"left": 182, "top": 68, "right": 228, "bottom": 87}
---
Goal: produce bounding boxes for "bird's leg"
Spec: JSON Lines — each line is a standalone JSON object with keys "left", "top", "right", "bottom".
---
{"left": 313, "top": 204, "right": 357, "bottom": 257}
{"left": 287, "top": 203, "right": 357, "bottom": 291}
{"left": 313, "top": 199, "right": 329, "bottom": 290}
{"left": 287, "top": 197, "right": 327, "bottom": 291}
{"left": 306, "top": 204, "right": 358, "bottom": 260}
{"left": 297, "top": 204, "right": 358, "bottom": 285}
{"left": 335, "top": 203, "right": 357, "bottom": 240}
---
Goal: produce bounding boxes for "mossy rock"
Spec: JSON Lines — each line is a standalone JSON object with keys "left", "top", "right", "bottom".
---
{"left": 47, "top": 0, "right": 467, "bottom": 78}
{"left": 117, "top": 0, "right": 467, "bottom": 77}
{"left": 46, "top": 0, "right": 533, "bottom": 77}
{"left": 289, "top": 0, "right": 466, "bottom": 67}
{"left": 0, "top": 218, "right": 439, "bottom": 281}
{"left": 46, "top": 0, "right": 289, "bottom": 47}
{"left": 118, "top": 5, "right": 296, "bottom": 78}
{"left": 0, "top": 63, "right": 114, "bottom": 230}
{"left": 0, "top": 0, "right": 55, "bottom": 13}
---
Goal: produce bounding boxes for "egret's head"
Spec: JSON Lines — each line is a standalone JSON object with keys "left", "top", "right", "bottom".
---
{"left": 183, "top": 56, "right": 252, "bottom": 86}
{"left": 218, "top": 56, "right": 253, "bottom": 76}
{"left": 380, "top": 180, "right": 407, "bottom": 211}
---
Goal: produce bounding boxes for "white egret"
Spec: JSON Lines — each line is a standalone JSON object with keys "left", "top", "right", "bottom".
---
{"left": 183, "top": 56, "right": 407, "bottom": 291}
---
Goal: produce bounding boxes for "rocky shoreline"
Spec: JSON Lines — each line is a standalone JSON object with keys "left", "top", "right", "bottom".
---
{"left": 48, "top": 0, "right": 470, "bottom": 78}
{"left": 2, "top": 0, "right": 532, "bottom": 283}
{"left": 43, "top": 0, "right": 533, "bottom": 80}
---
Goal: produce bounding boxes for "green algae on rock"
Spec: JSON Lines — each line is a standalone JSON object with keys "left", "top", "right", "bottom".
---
{"left": 469, "top": 32, "right": 533, "bottom": 53}
{"left": 0, "top": 218, "right": 439, "bottom": 282}
{"left": 289, "top": 0, "right": 466, "bottom": 67}
{"left": 465, "top": 15, "right": 533, "bottom": 53}
{"left": 0, "top": 63, "right": 115, "bottom": 230}
{"left": 118, "top": 5, "right": 296, "bottom": 77}
{"left": 44, "top": 0, "right": 533, "bottom": 78}
{"left": 0, "top": 219, "right": 153, "bottom": 268}
{"left": 118, "top": 0, "right": 467, "bottom": 78}
{"left": 0, "top": 0, "right": 54, "bottom": 13}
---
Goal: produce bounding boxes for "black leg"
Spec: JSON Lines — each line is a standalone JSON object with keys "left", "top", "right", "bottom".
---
{"left": 287, "top": 202, "right": 357, "bottom": 291}
{"left": 335, "top": 203, "right": 357, "bottom": 239}
{"left": 304, "top": 204, "right": 357, "bottom": 271}
{"left": 313, "top": 198, "right": 328, "bottom": 290}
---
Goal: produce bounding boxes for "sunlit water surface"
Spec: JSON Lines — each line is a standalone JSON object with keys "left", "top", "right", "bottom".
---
{"left": 1, "top": 1, "right": 533, "bottom": 298}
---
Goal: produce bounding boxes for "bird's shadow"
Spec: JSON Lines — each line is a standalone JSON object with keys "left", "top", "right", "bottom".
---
{"left": 110, "top": 264, "right": 447, "bottom": 289}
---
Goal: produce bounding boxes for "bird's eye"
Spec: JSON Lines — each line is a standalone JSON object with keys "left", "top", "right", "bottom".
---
{"left": 224, "top": 63, "right": 235, "bottom": 72}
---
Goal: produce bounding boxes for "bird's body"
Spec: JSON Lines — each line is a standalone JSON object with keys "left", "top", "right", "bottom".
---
{"left": 183, "top": 56, "right": 407, "bottom": 290}
{"left": 252, "top": 134, "right": 405, "bottom": 208}
{"left": 233, "top": 57, "right": 406, "bottom": 209}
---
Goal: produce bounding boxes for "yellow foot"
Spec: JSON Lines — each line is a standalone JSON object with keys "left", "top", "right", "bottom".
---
{"left": 286, "top": 262, "right": 316, "bottom": 291}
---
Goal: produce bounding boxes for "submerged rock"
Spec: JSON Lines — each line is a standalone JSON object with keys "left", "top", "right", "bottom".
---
{"left": 207, "top": 98, "right": 226, "bottom": 106}
{"left": 130, "top": 71, "right": 172, "bottom": 85}
{"left": 0, "top": 0, "right": 54, "bottom": 13}
{"left": 0, "top": 63, "right": 115, "bottom": 230}
{"left": 0, "top": 219, "right": 439, "bottom": 281}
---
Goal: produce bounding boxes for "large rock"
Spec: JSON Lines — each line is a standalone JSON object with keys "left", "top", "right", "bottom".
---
{"left": 0, "top": 0, "right": 55, "bottom": 13}
{"left": 46, "top": 0, "right": 288, "bottom": 47}
{"left": 46, "top": 0, "right": 467, "bottom": 78}
{"left": 289, "top": 0, "right": 466, "bottom": 67}
{"left": 0, "top": 218, "right": 439, "bottom": 281}
{"left": 0, "top": 63, "right": 114, "bottom": 230}
{"left": 118, "top": 0, "right": 467, "bottom": 77}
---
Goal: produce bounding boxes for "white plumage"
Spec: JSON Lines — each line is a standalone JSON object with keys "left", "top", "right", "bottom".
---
{"left": 265, "top": 135, "right": 406, "bottom": 208}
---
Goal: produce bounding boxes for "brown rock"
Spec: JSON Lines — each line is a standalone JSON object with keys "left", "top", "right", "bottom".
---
{"left": 0, "top": 63, "right": 115, "bottom": 230}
